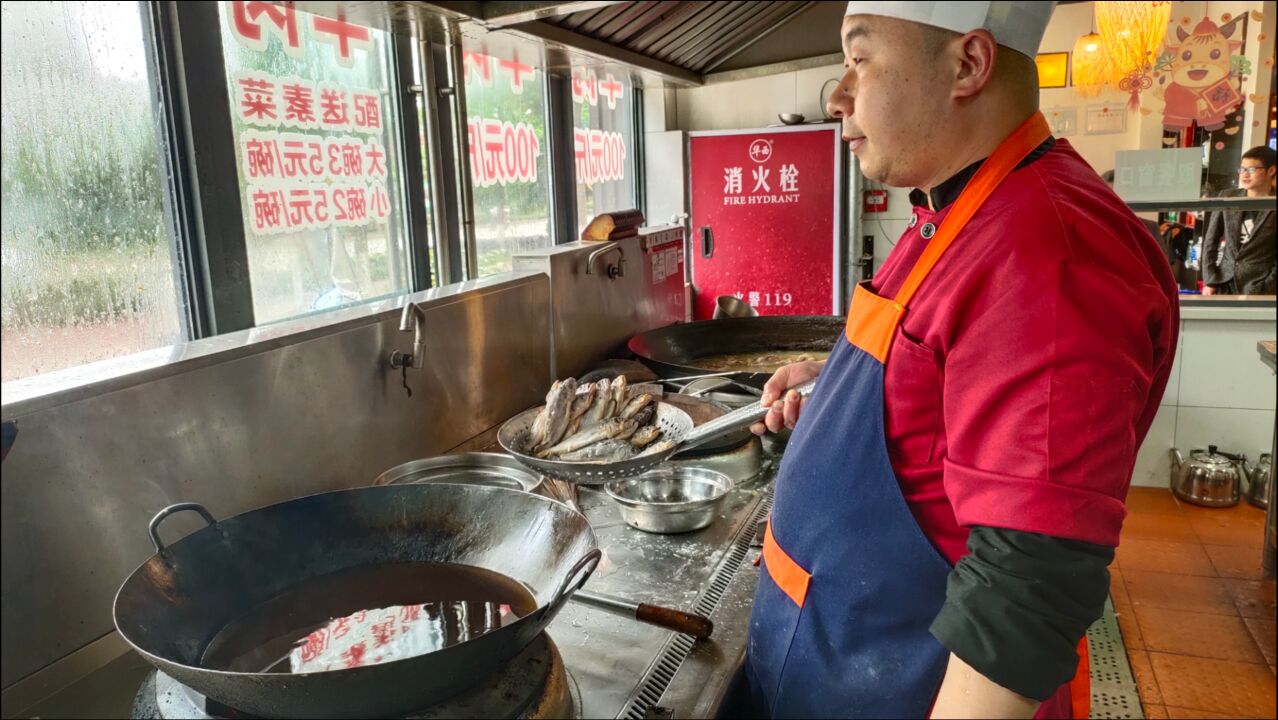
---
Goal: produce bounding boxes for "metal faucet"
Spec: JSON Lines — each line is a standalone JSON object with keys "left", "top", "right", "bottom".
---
{"left": 585, "top": 242, "right": 625, "bottom": 279}
{"left": 390, "top": 302, "right": 427, "bottom": 370}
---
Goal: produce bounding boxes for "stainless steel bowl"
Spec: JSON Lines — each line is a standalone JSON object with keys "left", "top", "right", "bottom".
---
{"left": 373, "top": 452, "right": 543, "bottom": 493}
{"left": 778, "top": 113, "right": 805, "bottom": 125}
{"left": 605, "top": 467, "right": 735, "bottom": 534}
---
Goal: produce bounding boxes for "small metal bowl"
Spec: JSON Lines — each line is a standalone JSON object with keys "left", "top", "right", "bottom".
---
{"left": 605, "top": 467, "right": 735, "bottom": 534}
{"left": 778, "top": 112, "right": 805, "bottom": 125}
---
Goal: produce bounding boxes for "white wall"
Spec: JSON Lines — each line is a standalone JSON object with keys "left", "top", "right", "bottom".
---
{"left": 1132, "top": 311, "right": 1277, "bottom": 488}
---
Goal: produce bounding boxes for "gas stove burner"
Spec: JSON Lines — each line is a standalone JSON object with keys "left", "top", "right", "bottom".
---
{"left": 132, "top": 633, "right": 579, "bottom": 719}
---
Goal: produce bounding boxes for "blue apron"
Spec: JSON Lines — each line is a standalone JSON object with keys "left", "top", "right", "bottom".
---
{"left": 745, "top": 112, "right": 1053, "bottom": 719}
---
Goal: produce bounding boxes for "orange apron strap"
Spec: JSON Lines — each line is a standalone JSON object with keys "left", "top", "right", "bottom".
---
{"left": 893, "top": 112, "right": 1051, "bottom": 308}
{"left": 1069, "top": 636, "right": 1090, "bottom": 720}
{"left": 762, "top": 520, "right": 811, "bottom": 608}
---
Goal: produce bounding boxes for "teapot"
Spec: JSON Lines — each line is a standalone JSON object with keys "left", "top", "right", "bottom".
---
{"left": 1243, "top": 452, "right": 1272, "bottom": 509}
{"left": 1169, "top": 445, "right": 1245, "bottom": 507}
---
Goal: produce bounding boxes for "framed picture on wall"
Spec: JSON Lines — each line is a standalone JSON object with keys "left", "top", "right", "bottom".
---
{"left": 1084, "top": 104, "right": 1127, "bottom": 135}
{"left": 1035, "top": 52, "right": 1069, "bottom": 89}
{"left": 1043, "top": 107, "right": 1078, "bottom": 136}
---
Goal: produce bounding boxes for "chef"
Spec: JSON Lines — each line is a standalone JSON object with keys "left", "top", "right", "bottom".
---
{"left": 746, "top": 3, "right": 1179, "bottom": 719}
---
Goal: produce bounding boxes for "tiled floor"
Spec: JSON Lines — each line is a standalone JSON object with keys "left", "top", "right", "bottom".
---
{"left": 1114, "top": 488, "right": 1276, "bottom": 719}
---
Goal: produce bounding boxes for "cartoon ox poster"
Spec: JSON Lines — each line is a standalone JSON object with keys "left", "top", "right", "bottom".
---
{"left": 1154, "top": 14, "right": 1247, "bottom": 132}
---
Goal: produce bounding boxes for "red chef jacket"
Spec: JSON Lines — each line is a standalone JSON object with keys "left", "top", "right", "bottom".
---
{"left": 873, "top": 137, "right": 1179, "bottom": 563}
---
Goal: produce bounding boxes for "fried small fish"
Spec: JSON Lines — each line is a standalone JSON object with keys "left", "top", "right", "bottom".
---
{"left": 629, "top": 425, "right": 661, "bottom": 448}
{"left": 532, "top": 377, "right": 577, "bottom": 452}
{"left": 611, "top": 375, "right": 628, "bottom": 409}
{"left": 559, "top": 438, "right": 635, "bottom": 462}
{"left": 582, "top": 379, "right": 615, "bottom": 428}
{"left": 526, "top": 380, "right": 562, "bottom": 451}
{"left": 538, "top": 418, "right": 637, "bottom": 458}
{"left": 618, "top": 393, "right": 653, "bottom": 420}
{"left": 630, "top": 403, "right": 656, "bottom": 428}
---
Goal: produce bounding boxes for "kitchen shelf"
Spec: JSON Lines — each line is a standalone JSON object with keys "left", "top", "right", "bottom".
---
{"left": 1125, "top": 196, "right": 1276, "bottom": 213}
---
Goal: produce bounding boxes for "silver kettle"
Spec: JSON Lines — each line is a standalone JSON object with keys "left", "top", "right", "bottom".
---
{"left": 1243, "top": 452, "right": 1272, "bottom": 509}
{"left": 1169, "top": 445, "right": 1245, "bottom": 507}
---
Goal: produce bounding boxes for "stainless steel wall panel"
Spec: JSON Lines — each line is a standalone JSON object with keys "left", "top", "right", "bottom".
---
{"left": 0, "top": 276, "right": 550, "bottom": 690}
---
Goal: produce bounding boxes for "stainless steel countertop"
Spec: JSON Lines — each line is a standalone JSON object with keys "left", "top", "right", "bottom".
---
{"left": 548, "top": 456, "right": 776, "bottom": 718}
{"left": 13, "top": 452, "right": 779, "bottom": 719}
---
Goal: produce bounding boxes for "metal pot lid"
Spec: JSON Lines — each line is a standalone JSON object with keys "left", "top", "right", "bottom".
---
{"left": 373, "top": 452, "right": 543, "bottom": 493}
{"left": 1191, "top": 445, "right": 1236, "bottom": 467}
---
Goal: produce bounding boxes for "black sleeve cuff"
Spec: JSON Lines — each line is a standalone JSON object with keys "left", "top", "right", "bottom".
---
{"left": 929, "top": 526, "right": 1114, "bottom": 701}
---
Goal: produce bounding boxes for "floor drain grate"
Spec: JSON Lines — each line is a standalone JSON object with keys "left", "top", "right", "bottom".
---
{"left": 1088, "top": 597, "right": 1144, "bottom": 719}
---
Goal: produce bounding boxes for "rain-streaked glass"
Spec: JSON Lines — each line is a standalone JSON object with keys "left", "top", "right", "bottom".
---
{"left": 1, "top": 1, "right": 183, "bottom": 382}
{"left": 572, "top": 69, "right": 636, "bottom": 235}
{"left": 462, "top": 41, "right": 553, "bottom": 277}
{"left": 217, "top": 2, "right": 410, "bottom": 324}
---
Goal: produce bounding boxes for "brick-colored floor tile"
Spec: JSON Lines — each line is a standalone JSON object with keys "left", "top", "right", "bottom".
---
{"left": 1117, "top": 538, "right": 1217, "bottom": 576}
{"left": 1149, "top": 652, "right": 1277, "bottom": 718}
{"left": 1143, "top": 703, "right": 1169, "bottom": 718}
{"left": 1121, "top": 512, "right": 1199, "bottom": 543}
{"left": 1165, "top": 706, "right": 1255, "bottom": 719}
{"left": 1245, "top": 617, "right": 1277, "bottom": 665}
{"left": 1124, "top": 569, "right": 1240, "bottom": 616}
{"left": 1127, "top": 487, "right": 1185, "bottom": 515}
{"left": 1220, "top": 578, "right": 1278, "bottom": 619}
{"left": 1185, "top": 506, "right": 1267, "bottom": 547}
{"left": 1204, "top": 543, "right": 1266, "bottom": 580}
{"left": 1135, "top": 606, "right": 1264, "bottom": 662}
{"left": 1128, "top": 649, "right": 1163, "bottom": 705}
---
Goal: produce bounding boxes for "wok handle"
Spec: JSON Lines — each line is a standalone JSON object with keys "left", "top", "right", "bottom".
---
{"left": 679, "top": 380, "right": 817, "bottom": 451}
{"left": 545, "top": 548, "right": 603, "bottom": 618}
{"left": 148, "top": 502, "right": 218, "bottom": 554}
{"left": 573, "top": 590, "right": 714, "bottom": 640}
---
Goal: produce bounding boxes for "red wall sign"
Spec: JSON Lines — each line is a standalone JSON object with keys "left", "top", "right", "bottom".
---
{"left": 688, "top": 125, "right": 843, "bottom": 319}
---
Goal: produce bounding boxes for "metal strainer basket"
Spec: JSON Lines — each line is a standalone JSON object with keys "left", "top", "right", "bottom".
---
{"left": 498, "top": 381, "right": 816, "bottom": 484}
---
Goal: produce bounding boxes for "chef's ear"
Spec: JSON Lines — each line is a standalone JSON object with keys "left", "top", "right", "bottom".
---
{"left": 949, "top": 29, "right": 999, "bottom": 100}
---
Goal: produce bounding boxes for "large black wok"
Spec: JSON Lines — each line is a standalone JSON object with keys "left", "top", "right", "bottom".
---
{"left": 628, "top": 315, "right": 844, "bottom": 388}
{"left": 114, "top": 484, "right": 599, "bottom": 718}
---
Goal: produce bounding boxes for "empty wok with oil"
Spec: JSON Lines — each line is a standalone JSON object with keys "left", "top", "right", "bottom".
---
{"left": 113, "top": 484, "right": 599, "bottom": 718}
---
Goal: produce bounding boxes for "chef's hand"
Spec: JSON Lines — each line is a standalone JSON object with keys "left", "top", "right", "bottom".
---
{"left": 1202, "top": 285, "right": 1217, "bottom": 296}
{"left": 750, "top": 360, "right": 825, "bottom": 435}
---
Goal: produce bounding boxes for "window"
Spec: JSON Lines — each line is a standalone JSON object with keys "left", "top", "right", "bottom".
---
{"left": 462, "top": 42, "right": 553, "bottom": 276}
{"left": 1, "top": 0, "right": 183, "bottom": 382}
{"left": 570, "top": 66, "right": 636, "bottom": 234}
{"left": 217, "top": 2, "right": 410, "bottom": 324}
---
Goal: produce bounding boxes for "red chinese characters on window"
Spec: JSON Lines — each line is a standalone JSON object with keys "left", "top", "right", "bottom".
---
{"left": 251, "top": 188, "right": 285, "bottom": 233}
{"left": 236, "top": 71, "right": 277, "bottom": 125}
{"left": 368, "top": 182, "right": 390, "bottom": 219}
{"left": 351, "top": 92, "right": 381, "bottom": 133}
{"left": 370, "top": 615, "right": 397, "bottom": 648}
{"left": 312, "top": 10, "right": 372, "bottom": 68}
{"left": 229, "top": 1, "right": 301, "bottom": 58}
{"left": 571, "top": 71, "right": 598, "bottom": 107}
{"left": 364, "top": 140, "right": 387, "bottom": 177}
{"left": 464, "top": 50, "right": 494, "bottom": 87}
{"left": 466, "top": 118, "right": 541, "bottom": 188}
{"left": 319, "top": 85, "right": 351, "bottom": 130}
{"left": 282, "top": 80, "right": 316, "bottom": 127}
{"left": 598, "top": 73, "right": 623, "bottom": 110}
{"left": 497, "top": 55, "right": 534, "bottom": 95}
{"left": 573, "top": 127, "right": 627, "bottom": 184}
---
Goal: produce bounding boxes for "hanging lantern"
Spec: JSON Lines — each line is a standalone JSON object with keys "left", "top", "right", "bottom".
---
{"left": 1072, "top": 31, "right": 1113, "bottom": 97}
{"left": 1095, "top": 1, "right": 1171, "bottom": 108}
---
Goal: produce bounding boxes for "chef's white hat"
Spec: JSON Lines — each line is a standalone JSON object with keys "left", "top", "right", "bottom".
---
{"left": 843, "top": 1, "right": 1057, "bottom": 58}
